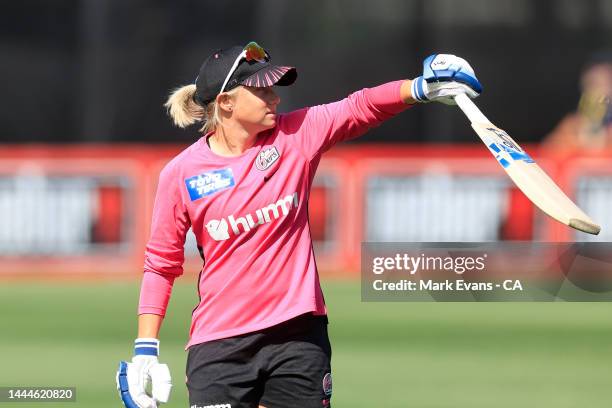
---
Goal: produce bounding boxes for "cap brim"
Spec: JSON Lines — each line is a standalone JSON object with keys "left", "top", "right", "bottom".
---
{"left": 241, "top": 66, "right": 297, "bottom": 88}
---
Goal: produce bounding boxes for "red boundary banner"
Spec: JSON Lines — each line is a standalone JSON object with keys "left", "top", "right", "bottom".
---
{"left": 0, "top": 144, "right": 609, "bottom": 277}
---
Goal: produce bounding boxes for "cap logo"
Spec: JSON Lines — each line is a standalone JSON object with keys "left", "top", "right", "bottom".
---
{"left": 255, "top": 146, "right": 280, "bottom": 171}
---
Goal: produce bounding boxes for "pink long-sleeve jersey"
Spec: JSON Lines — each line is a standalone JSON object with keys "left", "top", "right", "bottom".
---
{"left": 139, "top": 81, "right": 410, "bottom": 348}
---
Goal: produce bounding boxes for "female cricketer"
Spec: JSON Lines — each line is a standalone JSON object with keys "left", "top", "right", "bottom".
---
{"left": 116, "top": 41, "right": 482, "bottom": 408}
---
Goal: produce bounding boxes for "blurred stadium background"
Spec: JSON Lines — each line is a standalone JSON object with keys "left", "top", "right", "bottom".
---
{"left": 1, "top": 1, "right": 611, "bottom": 407}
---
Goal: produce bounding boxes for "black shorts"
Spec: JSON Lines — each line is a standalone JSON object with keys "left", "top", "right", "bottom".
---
{"left": 186, "top": 313, "right": 332, "bottom": 408}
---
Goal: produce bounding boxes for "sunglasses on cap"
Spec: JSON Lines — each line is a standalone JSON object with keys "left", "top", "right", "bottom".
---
{"left": 219, "top": 41, "right": 269, "bottom": 94}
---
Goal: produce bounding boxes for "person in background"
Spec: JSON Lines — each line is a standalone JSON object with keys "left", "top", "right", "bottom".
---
{"left": 115, "top": 42, "right": 482, "bottom": 408}
{"left": 543, "top": 51, "right": 612, "bottom": 153}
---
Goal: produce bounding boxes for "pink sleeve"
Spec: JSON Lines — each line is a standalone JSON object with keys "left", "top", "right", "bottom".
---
{"left": 281, "top": 80, "right": 411, "bottom": 160}
{"left": 138, "top": 271, "right": 175, "bottom": 316}
{"left": 139, "top": 161, "right": 191, "bottom": 316}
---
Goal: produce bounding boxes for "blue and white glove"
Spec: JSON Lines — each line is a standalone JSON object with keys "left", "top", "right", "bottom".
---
{"left": 116, "top": 338, "right": 172, "bottom": 408}
{"left": 412, "top": 54, "right": 483, "bottom": 105}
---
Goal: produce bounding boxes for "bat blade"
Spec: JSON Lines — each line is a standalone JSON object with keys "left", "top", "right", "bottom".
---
{"left": 470, "top": 122, "right": 600, "bottom": 235}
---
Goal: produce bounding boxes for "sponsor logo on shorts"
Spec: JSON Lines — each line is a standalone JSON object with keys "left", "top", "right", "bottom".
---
{"left": 205, "top": 192, "right": 299, "bottom": 241}
{"left": 322, "top": 372, "right": 332, "bottom": 396}
{"left": 190, "top": 404, "right": 231, "bottom": 408}
{"left": 255, "top": 146, "right": 280, "bottom": 171}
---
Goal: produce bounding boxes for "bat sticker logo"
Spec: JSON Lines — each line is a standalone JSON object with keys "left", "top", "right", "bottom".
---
{"left": 486, "top": 128, "right": 534, "bottom": 168}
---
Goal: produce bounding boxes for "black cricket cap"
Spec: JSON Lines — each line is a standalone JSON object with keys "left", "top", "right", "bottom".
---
{"left": 194, "top": 43, "right": 297, "bottom": 106}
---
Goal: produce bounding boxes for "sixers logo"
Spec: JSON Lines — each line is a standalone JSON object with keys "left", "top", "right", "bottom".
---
{"left": 322, "top": 372, "right": 332, "bottom": 396}
{"left": 255, "top": 146, "right": 280, "bottom": 171}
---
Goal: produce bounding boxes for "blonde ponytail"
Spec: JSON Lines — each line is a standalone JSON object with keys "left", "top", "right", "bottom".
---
{"left": 164, "top": 84, "right": 205, "bottom": 128}
{"left": 164, "top": 84, "right": 240, "bottom": 134}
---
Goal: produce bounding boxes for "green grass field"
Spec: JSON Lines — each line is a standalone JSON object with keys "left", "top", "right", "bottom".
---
{"left": 1, "top": 280, "right": 611, "bottom": 407}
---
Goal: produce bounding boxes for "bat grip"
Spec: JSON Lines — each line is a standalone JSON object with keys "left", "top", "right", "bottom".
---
{"left": 454, "top": 93, "right": 491, "bottom": 125}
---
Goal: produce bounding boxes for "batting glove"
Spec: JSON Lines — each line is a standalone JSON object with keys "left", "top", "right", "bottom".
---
{"left": 412, "top": 54, "right": 483, "bottom": 105}
{"left": 116, "top": 338, "right": 172, "bottom": 408}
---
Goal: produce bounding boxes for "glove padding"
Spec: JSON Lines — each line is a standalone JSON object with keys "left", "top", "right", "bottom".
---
{"left": 412, "top": 54, "right": 482, "bottom": 105}
{"left": 116, "top": 339, "right": 172, "bottom": 408}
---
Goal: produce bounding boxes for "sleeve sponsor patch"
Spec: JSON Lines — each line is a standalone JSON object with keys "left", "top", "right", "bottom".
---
{"left": 185, "top": 168, "right": 235, "bottom": 201}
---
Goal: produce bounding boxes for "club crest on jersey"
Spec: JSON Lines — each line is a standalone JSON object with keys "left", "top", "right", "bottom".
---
{"left": 255, "top": 146, "right": 280, "bottom": 171}
{"left": 185, "top": 168, "right": 235, "bottom": 201}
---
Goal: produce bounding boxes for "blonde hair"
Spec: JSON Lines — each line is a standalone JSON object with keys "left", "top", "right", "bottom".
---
{"left": 164, "top": 84, "right": 239, "bottom": 133}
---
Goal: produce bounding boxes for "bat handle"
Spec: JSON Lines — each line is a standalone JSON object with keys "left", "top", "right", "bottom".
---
{"left": 454, "top": 93, "right": 491, "bottom": 125}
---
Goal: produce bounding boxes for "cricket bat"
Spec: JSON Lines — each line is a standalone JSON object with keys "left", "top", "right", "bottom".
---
{"left": 454, "top": 93, "right": 601, "bottom": 235}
